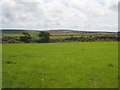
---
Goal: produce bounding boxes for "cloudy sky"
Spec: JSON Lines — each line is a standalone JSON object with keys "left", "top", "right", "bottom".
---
{"left": 0, "top": 0, "right": 119, "bottom": 32}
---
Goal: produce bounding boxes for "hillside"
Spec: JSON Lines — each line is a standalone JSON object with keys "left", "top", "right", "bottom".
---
{"left": 1, "top": 29, "right": 118, "bottom": 43}
{"left": 2, "top": 29, "right": 117, "bottom": 36}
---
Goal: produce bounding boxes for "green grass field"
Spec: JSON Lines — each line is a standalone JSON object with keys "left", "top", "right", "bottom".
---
{"left": 2, "top": 42, "right": 118, "bottom": 88}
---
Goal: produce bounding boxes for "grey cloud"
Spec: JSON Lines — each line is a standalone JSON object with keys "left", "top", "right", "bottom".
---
{"left": 0, "top": 0, "right": 118, "bottom": 32}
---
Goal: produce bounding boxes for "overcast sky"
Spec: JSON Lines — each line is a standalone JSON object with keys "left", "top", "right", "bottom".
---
{"left": 0, "top": 0, "right": 119, "bottom": 32}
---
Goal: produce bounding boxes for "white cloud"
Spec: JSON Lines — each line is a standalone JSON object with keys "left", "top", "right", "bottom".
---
{"left": 0, "top": 0, "right": 119, "bottom": 32}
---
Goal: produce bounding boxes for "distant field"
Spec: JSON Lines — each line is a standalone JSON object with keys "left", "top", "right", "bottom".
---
{"left": 2, "top": 30, "right": 117, "bottom": 40}
{"left": 2, "top": 32, "right": 91, "bottom": 39}
{"left": 2, "top": 42, "right": 118, "bottom": 88}
{"left": 50, "top": 35, "right": 82, "bottom": 39}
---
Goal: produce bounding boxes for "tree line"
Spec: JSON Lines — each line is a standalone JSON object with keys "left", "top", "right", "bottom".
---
{"left": 2, "top": 31, "right": 50, "bottom": 43}
{"left": 2, "top": 31, "right": 119, "bottom": 43}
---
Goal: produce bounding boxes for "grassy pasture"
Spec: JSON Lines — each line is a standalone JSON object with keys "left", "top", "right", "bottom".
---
{"left": 2, "top": 42, "right": 118, "bottom": 88}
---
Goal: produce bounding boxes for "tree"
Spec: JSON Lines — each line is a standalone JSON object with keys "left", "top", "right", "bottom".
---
{"left": 38, "top": 31, "right": 50, "bottom": 43}
{"left": 20, "top": 32, "right": 32, "bottom": 43}
{"left": 70, "top": 35, "right": 74, "bottom": 40}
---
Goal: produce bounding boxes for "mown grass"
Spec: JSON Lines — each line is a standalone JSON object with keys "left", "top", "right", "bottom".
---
{"left": 2, "top": 42, "right": 118, "bottom": 88}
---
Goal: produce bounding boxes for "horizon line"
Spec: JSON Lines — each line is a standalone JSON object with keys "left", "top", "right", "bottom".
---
{"left": 0, "top": 28, "right": 118, "bottom": 32}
